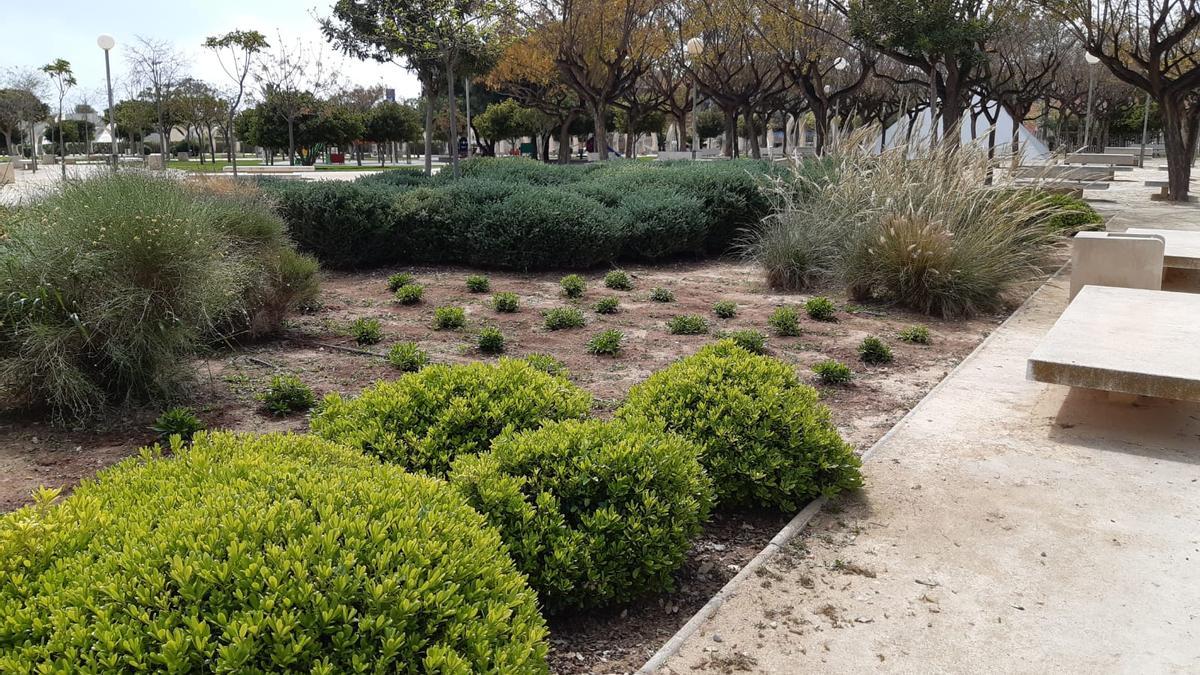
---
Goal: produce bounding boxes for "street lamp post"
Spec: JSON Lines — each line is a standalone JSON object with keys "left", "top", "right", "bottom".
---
{"left": 830, "top": 57, "right": 848, "bottom": 149}
{"left": 1138, "top": 92, "right": 1152, "bottom": 168}
{"left": 686, "top": 37, "right": 703, "bottom": 161}
{"left": 97, "top": 34, "right": 117, "bottom": 170}
{"left": 1083, "top": 52, "right": 1100, "bottom": 151}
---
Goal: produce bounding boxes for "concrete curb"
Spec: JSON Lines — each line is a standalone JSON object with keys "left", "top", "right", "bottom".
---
{"left": 636, "top": 266, "right": 1067, "bottom": 674}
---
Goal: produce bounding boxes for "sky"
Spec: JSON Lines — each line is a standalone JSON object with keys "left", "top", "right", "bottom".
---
{"left": 1, "top": 0, "right": 423, "bottom": 107}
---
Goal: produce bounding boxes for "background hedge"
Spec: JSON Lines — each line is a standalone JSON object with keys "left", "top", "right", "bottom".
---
{"left": 0, "top": 432, "right": 549, "bottom": 673}
{"left": 265, "top": 158, "right": 777, "bottom": 270}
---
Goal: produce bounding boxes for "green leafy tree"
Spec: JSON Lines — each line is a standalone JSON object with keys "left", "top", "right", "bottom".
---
{"left": 40, "top": 59, "right": 75, "bottom": 177}
{"left": 42, "top": 119, "right": 95, "bottom": 145}
{"left": 0, "top": 88, "right": 45, "bottom": 157}
{"left": 204, "top": 30, "right": 270, "bottom": 173}
{"left": 108, "top": 99, "right": 157, "bottom": 152}
{"left": 473, "top": 98, "right": 536, "bottom": 152}
{"left": 365, "top": 101, "right": 422, "bottom": 164}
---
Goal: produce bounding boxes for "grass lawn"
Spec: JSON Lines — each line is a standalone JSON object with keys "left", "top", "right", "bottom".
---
{"left": 167, "top": 159, "right": 263, "bottom": 173}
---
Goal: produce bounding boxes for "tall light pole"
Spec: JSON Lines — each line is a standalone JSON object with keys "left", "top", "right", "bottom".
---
{"left": 1138, "top": 92, "right": 1152, "bottom": 168}
{"left": 830, "top": 57, "right": 849, "bottom": 149}
{"left": 1083, "top": 52, "right": 1100, "bottom": 151}
{"left": 686, "top": 37, "right": 703, "bottom": 160}
{"left": 98, "top": 34, "right": 117, "bottom": 169}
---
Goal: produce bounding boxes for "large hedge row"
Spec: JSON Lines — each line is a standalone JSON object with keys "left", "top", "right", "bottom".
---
{"left": 268, "top": 158, "right": 776, "bottom": 270}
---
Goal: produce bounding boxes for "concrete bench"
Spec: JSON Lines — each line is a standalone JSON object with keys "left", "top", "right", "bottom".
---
{"left": 1027, "top": 285, "right": 1200, "bottom": 402}
{"left": 1069, "top": 231, "right": 1165, "bottom": 300}
{"left": 1142, "top": 180, "right": 1197, "bottom": 201}
{"left": 1066, "top": 153, "right": 1139, "bottom": 167}
{"left": 221, "top": 165, "right": 315, "bottom": 173}
{"left": 1013, "top": 165, "right": 1115, "bottom": 182}
{"left": 1013, "top": 179, "right": 1110, "bottom": 198}
{"left": 1124, "top": 228, "right": 1200, "bottom": 271}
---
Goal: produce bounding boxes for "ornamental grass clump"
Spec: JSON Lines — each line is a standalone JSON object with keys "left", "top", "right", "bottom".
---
{"left": 0, "top": 173, "right": 317, "bottom": 423}
{"left": 744, "top": 129, "right": 1061, "bottom": 317}
{"left": 0, "top": 432, "right": 549, "bottom": 672}
{"left": 618, "top": 340, "right": 861, "bottom": 510}
{"left": 450, "top": 420, "right": 712, "bottom": 613}
{"left": 312, "top": 358, "right": 591, "bottom": 476}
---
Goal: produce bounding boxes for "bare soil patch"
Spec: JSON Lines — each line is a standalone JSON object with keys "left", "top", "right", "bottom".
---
{"left": 0, "top": 258, "right": 1012, "bottom": 674}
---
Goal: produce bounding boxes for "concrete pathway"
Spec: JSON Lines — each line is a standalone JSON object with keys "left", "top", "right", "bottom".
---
{"left": 658, "top": 179, "right": 1200, "bottom": 673}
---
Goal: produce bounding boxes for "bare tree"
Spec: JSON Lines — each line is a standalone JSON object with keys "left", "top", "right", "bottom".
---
{"left": 256, "top": 36, "right": 339, "bottom": 166}
{"left": 126, "top": 37, "right": 185, "bottom": 163}
{"left": 41, "top": 59, "right": 76, "bottom": 178}
{"left": 204, "top": 30, "right": 270, "bottom": 174}
{"left": 1047, "top": 0, "right": 1200, "bottom": 200}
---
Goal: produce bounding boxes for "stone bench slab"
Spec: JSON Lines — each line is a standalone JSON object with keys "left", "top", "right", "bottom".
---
{"left": 1066, "top": 153, "right": 1139, "bottom": 166}
{"left": 221, "top": 165, "right": 315, "bottom": 173}
{"left": 1125, "top": 227, "right": 1200, "bottom": 270}
{"left": 1027, "top": 286, "right": 1200, "bottom": 402}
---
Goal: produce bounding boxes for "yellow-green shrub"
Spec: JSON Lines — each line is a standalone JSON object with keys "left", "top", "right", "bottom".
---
{"left": 450, "top": 420, "right": 712, "bottom": 613}
{"left": 311, "top": 358, "right": 592, "bottom": 476}
{"left": 618, "top": 340, "right": 862, "bottom": 510}
{"left": 0, "top": 432, "right": 548, "bottom": 673}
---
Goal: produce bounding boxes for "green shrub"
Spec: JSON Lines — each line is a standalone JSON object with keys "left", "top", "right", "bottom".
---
{"left": 387, "top": 271, "right": 414, "bottom": 291}
{"left": 650, "top": 287, "right": 675, "bottom": 302}
{"left": 858, "top": 336, "right": 894, "bottom": 364}
{"left": 478, "top": 326, "right": 506, "bottom": 354}
{"left": 713, "top": 300, "right": 738, "bottom": 318}
{"left": 0, "top": 173, "right": 314, "bottom": 422}
{"left": 812, "top": 359, "right": 853, "bottom": 384}
{"left": 724, "top": 329, "right": 767, "bottom": 354}
{"left": 393, "top": 283, "right": 424, "bottom": 305}
{"left": 349, "top": 317, "right": 383, "bottom": 345}
{"left": 613, "top": 189, "right": 708, "bottom": 259}
{"left": 0, "top": 432, "right": 548, "bottom": 672}
{"left": 523, "top": 353, "right": 569, "bottom": 377}
{"left": 434, "top": 305, "right": 467, "bottom": 330}
{"left": 356, "top": 167, "right": 430, "bottom": 188}
{"left": 560, "top": 274, "right": 586, "bottom": 298}
{"left": 768, "top": 306, "right": 801, "bottom": 336}
{"left": 805, "top": 296, "right": 837, "bottom": 321}
{"left": 463, "top": 187, "right": 620, "bottom": 270}
{"left": 618, "top": 341, "right": 861, "bottom": 510}
{"left": 150, "top": 406, "right": 205, "bottom": 442}
{"left": 587, "top": 329, "right": 625, "bottom": 356}
{"left": 450, "top": 420, "right": 712, "bottom": 613}
{"left": 257, "top": 374, "right": 316, "bottom": 416}
{"left": 544, "top": 307, "right": 586, "bottom": 330}
{"left": 493, "top": 291, "right": 520, "bottom": 312}
{"left": 604, "top": 269, "right": 633, "bottom": 290}
{"left": 667, "top": 314, "right": 709, "bottom": 335}
{"left": 266, "top": 180, "right": 400, "bottom": 268}
{"left": 387, "top": 341, "right": 428, "bottom": 372}
{"left": 898, "top": 324, "right": 931, "bottom": 344}
{"left": 467, "top": 274, "right": 491, "bottom": 293}
{"left": 1024, "top": 191, "right": 1104, "bottom": 233}
{"left": 312, "top": 358, "right": 591, "bottom": 476}
{"left": 594, "top": 296, "right": 620, "bottom": 314}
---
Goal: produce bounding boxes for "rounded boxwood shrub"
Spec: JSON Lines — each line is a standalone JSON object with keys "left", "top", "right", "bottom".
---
{"left": 544, "top": 307, "right": 585, "bottom": 330}
{"left": 0, "top": 432, "right": 549, "bottom": 672}
{"left": 387, "top": 341, "right": 428, "bottom": 372}
{"left": 560, "top": 273, "right": 586, "bottom": 298}
{"left": 267, "top": 180, "right": 400, "bottom": 268}
{"left": 257, "top": 373, "right": 316, "bottom": 416}
{"left": 493, "top": 291, "right": 520, "bottom": 312}
{"left": 805, "top": 296, "right": 837, "bottom": 321}
{"left": 713, "top": 300, "right": 738, "bottom": 319}
{"left": 858, "top": 336, "right": 894, "bottom": 364}
{"left": 724, "top": 329, "right": 767, "bottom": 354}
{"left": 614, "top": 189, "right": 708, "bottom": 259}
{"left": 311, "top": 358, "right": 592, "bottom": 476}
{"left": 587, "top": 328, "right": 624, "bottom": 356}
{"left": 387, "top": 272, "right": 414, "bottom": 291}
{"left": 434, "top": 305, "right": 466, "bottom": 330}
{"left": 604, "top": 269, "right": 633, "bottom": 290}
{"left": 618, "top": 340, "right": 862, "bottom": 510}
{"left": 594, "top": 296, "right": 620, "bottom": 314}
{"left": 478, "top": 325, "right": 506, "bottom": 354}
{"left": 393, "top": 283, "right": 424, "bottom": 305}
{"left": 812, "top": 358, "right": 854, "bottom": 384}
{"left": 449, "top": 420, "right": 713, "bottom": 613}
{"left": 467, "top": 274, "right": 491, "bottom": 293}
{"left": 465, "top": 188, "right": 620, "bottom": 270}
{"left": 768, "top": 306, "right": 801, "bottom": 336}
{"left": 667, "top": 314, "right": 709, "bottom": 335}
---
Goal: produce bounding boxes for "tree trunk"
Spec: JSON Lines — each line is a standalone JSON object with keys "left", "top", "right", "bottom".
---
{"left": 592, "top": 102, "right": 608, "bottom": 160}
{"left": 747, "top": 110, "right": 761, "bottom": 159}
{"left": 812, "top": 101, "right": 830, "bottom": 155}
{"left": 1161, "top": 98, "right": 1193, "bottom": 201}
{"left": 445, "top": 56, "right": 460, "bottom": 179}
{"left": 287, "top": 113, "right": 297, "bottom": 166}
{"left": 558, "top": 113, "right": 575, "bottom": 164}
{"left": 723, "top": 109, "right": 736, "bottom": 158}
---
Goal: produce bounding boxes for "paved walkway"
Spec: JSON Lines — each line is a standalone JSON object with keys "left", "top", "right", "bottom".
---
{"left": 659, "top": 177, "right": 1200, "bottom": 673}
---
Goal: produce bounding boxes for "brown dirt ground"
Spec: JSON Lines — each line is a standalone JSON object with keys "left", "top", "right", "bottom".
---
{"left": 0, "top": 258, "right": 1034, "bottom": 674}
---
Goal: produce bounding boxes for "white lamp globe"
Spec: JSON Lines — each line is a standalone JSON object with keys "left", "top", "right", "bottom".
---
{"left": 1084, "top": 52, "right": 1100, "bottom": 65}
{"left": 97, "top": 34, "right": 115, "bottom": 51}
{"left": 685, "top": 37, "right": 704, "bottom": 58}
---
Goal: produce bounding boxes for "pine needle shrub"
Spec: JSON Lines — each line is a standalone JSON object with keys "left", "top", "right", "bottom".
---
{"left": 450, "top": 420, "right": 712, "bottom": 613}
{"left": 618, "top": 340, "right": 861, "bottom": 510}
{"left": 311, "top": 358, "right": 592, "bottom": 476}
{"left": 0, "top": 432, "right": 549, "bottom": 672}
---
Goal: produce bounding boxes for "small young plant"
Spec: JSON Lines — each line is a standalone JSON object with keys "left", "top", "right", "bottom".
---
{"left": 712, "top": 300, "right": 738, "bottom": 319}
{"left": 433, "top": 306, "right": 466, "bottom": 330}
{"left": 587, "top": 329, "right": 624, "bottom": 356}
{"left": 649, "top": 287, "right": 675, "bottom": 303}
{"left": 492, "top": 291, "right": 519, "bottom": 313}
{"left": 524, "top": 353, "right": 568, "bottom": 377}
{"left": 604, "top": 269, "right": 633, "bottom": 290}
{"left": 858, "top": 336, "right": 894, "bottom": 364}
{"left": 898, "top": 324, "right": 931, "bottom": 344}
{"left": 466, "top": 274, "right": 491, "bottom": 293}
{"left": 805, "top": 296, "right": 837, "bottom": 321}
{"left": 667, "top": 314, "right": 709, "bottom": 335}
{"left": 151, "top": 406, "right": 205, "bottom": 443}
{"left": 544, "top": 307, "right": 586, "bottom": 330}
{"left": 477, "top": 326, "right": 506, "bottom": 354}
{"left": 768, "top": 307, "right": 801, "bottom": 336}
{"left": 258, "top": 374, "right": 316, "bottom": 416}
{"left": 560, "top": 274, "right": 586, "bottom": 298}
{"left": 349, "top": 318, "right": 383, "bottom": 345}
{"left": 393, "top": 284, "right": 424, "bottom": 305}
{"left": 387, "top": 341, "right": 428, "bottom": 372}
{"left": 387, "top": 272, "right": 414, "bottom": 292}
{"left": 594, "top": 296, "right": 620, "bottom": 314}
{"left": 724, "top": 329, "right": 767, "bottom": 354}
{"left": 812, "top": 359, "right": 853, "bottom": 384}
